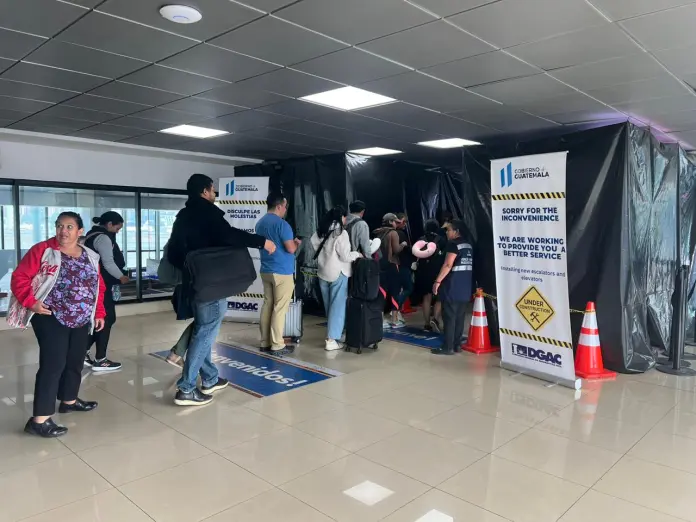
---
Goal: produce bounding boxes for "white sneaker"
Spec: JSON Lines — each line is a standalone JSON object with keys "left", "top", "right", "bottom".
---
{"left": 397, "top": 312, "right": 405, "bottom": 322}
{"left": 392, "top": 319, "right": 406, "bottom": 329}
{"left": 383, "top": 320, "right": 392, "bottom": 329}
{"left": 325, "top": 339, "right": 344, "bottom": 351}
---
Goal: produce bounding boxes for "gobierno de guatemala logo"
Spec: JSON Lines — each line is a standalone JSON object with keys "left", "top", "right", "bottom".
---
{"left": 225, "top": 180, "right": 235, "bottom": 197}
{"left": 500, "top": 162, "right": 549, "bottom": 188}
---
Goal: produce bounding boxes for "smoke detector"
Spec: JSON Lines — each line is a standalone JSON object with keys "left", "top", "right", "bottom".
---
{"left": 159, "top": 5, "right": 202, "bottom": 24}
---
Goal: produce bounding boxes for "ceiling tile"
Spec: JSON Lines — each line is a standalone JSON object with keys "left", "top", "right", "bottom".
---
{"left": 0, "top": 28, "right": 45, "bottom": 60}
{"left": 68, "top": 129, "right": 122, "bottom": 141}
{"left": 14, "top": 114, "right": 94, "bottom": 131}
{"left": 667, "top": 130, "right": 696, "bottom": 148}
{"left": 407, "top": 0, "right": 496, "bottom": 17}
{"left": 105, "top": 116, "right": 172, "bottom": 131}
{"left": 508, "top": 24, "right": 640, "bottom": 71}
{"left": 239, "top": 0, "right": 297, "bottom": 11}
{"left": 293, "top": 48, "right": 408, "bottom": 84}
{"left": 0, "top": 118, "right": 14, "bottom": 127}
{"left": 89, "top": 82, "right": 182, "bottom": 106}
{"left": 585, "top": 76, "right": 690, "bottom": 105}
{"left": 0, "top": 79, "right": 77, "bottom": 103}
{"left": 469, "top": 74, "right": 575, "bottom": 104}
{"left": 39, "top": 104, "right": 120, "bottom": 123}
{"left": 1, "top": 62, "right": 109, "bottom": 91}
{"left": 551, "top": 54, "right": 665, "bottom": 90}
{"left": 448, "top": 0, "right": 605, "bottom": 48}
{"left": 89, "top": 123, "right": 150, "bottom": 138}
{"left": 0, "top": 95, "right": 53, "bottom": 112}
{"left": 277, "top": 0, "right": 435, "bottom": 44}
{"left": 655, "top": 44, "right": 696, "bottom": 76}
{"left": 56, "top": 12, "right": 196, "bottom": 62}
{"left": 242, "top": 127, "right": 344, "bottom": 150}
{"left": 621, "top": 4, "right": 696, "bottom": 50}
{"left": 615, "top": 95, "right": 696, "bottom": 120}
{"left": 588, "top": 0, "right": 696, "bottom": 21}
{"left": 0, "top": 108, "right": 29, "bottom": 122}
{"left": 0, "top": 0, "right": 87, "bottom": 37}
{"left": 210, "top": 16, "right": 346, "bottom": 66}
{"left": 0, "top": 58, "right": 13, "bottom": 74}
{"left": 203, "top": 109, "right": 296, "bottom": 132}
{"left": 129, "top": 107, "right": 204, "bottom": 125}
{"left": 235, "top": 68, "right": 342, "bottom": 98}
{"left": 119, "top": 132, "right": 193, "bottom": 148}
{"left": 9, "top": 121, "right": 70, "bottom": 134}
{"left": 545, "top": 109, "right": 626, "bottom": 124}
{"left": 357, "top": 102, "right": 492, "bottom": 137}
{"left": 510, "top": 92, "right": 611, "bottom": 116}
{"left": 362, "top": 71, "right": 501, "bottom": 112}
{"left": 473, "top": 110, "right": 560, "bottom": 133}
{"left": 423, "top": 51, "right": 538, "bottom": 88}
{"left": 63, "top": 94, "right": 150, "bottom": 115}
{"left": 160, "top": 44, "right": 279, "bottom": 83}
{"left": 25, "top": 40, "right": 147, "bottom": 78}
{"left": 358, "top": 20, "right": 494, "bottom": 69}
{"left": 65, "top": 0, "right": 102, "bottom": 7}
{"left": 160, "top": 97, "right": 246, "bottom": 118}
{"left": 119, "top": 65, "right": 226, "bottom": 96}
{"left": 197, "top": 84, "right": 289, "bottom": 108}
{"left": 641, "top": 109, "right": 696, "bottom": 133}
{"left": 272, "top": 119, "right": 377, "bottom": 142}
{"left": 98, "top": 0, "right": 262, "bottom": 40}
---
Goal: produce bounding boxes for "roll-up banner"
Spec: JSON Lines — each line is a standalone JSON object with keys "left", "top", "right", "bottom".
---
{"left": 218, "top": 177, "right": 269, "bottom": 322}
{"left": 491, "top": 152, "right": 580, "bottom": 390}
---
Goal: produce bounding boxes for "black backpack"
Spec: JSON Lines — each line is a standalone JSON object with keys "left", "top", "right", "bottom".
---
{"left": 351, "top": 258, "right": 380, "bottom": 301}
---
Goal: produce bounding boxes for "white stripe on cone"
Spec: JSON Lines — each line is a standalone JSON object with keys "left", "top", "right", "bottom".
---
{"left": 578, "top": 333, "right": 600, "bottom": 346}
{"left": 582, "top": 312, "right": 598, "bottom": 329}
{"left": 473, "top": 296, "right": 486, "bottom": 313}
{"left": 471, "top": 315, "right": 488, "bottom": 327}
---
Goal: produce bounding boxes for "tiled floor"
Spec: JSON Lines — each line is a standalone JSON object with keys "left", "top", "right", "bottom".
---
{"left": 1, "top": 311, "right": 695, "bottom": 521}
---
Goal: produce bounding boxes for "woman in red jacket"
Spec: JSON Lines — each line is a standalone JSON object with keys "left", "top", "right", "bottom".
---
{"left": 8, "top": 212, "right": 106, "bottom": 438}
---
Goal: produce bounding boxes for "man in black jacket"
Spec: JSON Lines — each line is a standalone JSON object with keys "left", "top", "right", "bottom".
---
{"left": 167, "top": 174, "right": 275, "bottom": 406}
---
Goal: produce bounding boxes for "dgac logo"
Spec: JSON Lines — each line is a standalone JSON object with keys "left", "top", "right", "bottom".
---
{"left": 228, "top": 301, "right": 259, "bottom": 311}
{"left": 225, "top": 180, "right": 235, "bottom": 197}
{"left": 512, "top": 343, "right": 562, "bottom": 367}
{"left": 38, "top": 261, "right": 58, "bottom": 276}
{"left": 500, "top": 162, "right": 512, "bottom": 187}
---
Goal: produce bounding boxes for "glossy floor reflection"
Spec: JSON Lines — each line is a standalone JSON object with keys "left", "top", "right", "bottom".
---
{"left": 0, "top": 312, "right": 695, "bottom": 521}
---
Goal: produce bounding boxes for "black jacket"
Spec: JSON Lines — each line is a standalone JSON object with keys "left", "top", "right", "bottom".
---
{"left": 84, "top": 225, "right": 126, "bottom": 289}
{"left": 167, "top": 196, "right": 266, "bottom": 270}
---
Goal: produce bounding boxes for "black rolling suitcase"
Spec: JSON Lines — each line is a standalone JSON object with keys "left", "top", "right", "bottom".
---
{"left": 345, "top": 296, "right": 383, "bottom": 354}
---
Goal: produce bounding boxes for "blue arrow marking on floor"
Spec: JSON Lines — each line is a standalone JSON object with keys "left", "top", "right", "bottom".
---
{"left": 383, "top": 326, "right": 444, "bottom": 349}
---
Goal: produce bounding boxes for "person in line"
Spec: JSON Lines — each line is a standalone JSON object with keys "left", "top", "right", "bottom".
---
{"left": 413, "top": 219, "right": 446, "bottom": 332}
{"left": 345, "top": 200, "right": 371, "bottom": 255}
{"left": 373, "top": 213, "right": 407, "bottom": 328}
{"left": 8, "top": 212, "right": 105, "bottom": 438}
{"left": 83, "top": 211, "right": 129, "bottom": 372}
{"left": 256, "top": 192, "right": 300, "bottom": 356}
{"left": 167, "top": 174, "right": 276, "bottom": 406}
{"left": 311, "top": 206, "right": 362, "bottom": 350}
{"left": 395, "top": 213, "right": 414, "bottom": 322}
{"left": 432, "top": 220, "right": 473, "bottom": 355}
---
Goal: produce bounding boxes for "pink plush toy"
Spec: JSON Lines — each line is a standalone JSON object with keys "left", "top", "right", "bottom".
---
{"left": 412, "top": 240, "right": 437, "bottom": 259}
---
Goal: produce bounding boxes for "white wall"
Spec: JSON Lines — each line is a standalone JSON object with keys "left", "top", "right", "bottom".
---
{"left": 0, "top": 129, "right": 260, "bottom": 189}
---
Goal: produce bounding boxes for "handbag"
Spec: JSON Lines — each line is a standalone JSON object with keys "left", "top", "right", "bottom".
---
{"left": 185, "top": 246, "right": 256, "bottom": 303}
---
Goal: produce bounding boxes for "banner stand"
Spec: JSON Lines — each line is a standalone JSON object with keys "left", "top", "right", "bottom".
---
{"left": 500, "top": 360, "right": 582, "bottom": 390}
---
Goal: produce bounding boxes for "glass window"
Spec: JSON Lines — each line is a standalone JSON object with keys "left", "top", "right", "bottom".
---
{"left": 18, "top": 186, "right": 138, "bottom": 302}
{"left": 0, "top": 185, "right": 16, "bottom": 314}
{"left": 140, "top": 193, "right": 187, "bottom": 299}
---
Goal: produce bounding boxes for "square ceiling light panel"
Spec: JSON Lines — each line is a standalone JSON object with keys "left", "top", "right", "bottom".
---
{"left": 418, "top": 138, "right": 481, "bottom": 148}
{"left": 301, "top": 87, "right": 395, "bottom": 111}
{"left": 348, "top": 147, "right": 402, "bottom": 156}
{"left": 159, "top": 124, "right": 229, "bottom": 138}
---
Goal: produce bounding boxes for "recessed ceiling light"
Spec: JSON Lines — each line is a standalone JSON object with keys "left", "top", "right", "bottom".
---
{"left": 418, "top": 138, "right": 481, "bottom": 148}
{"left": 301, "top": 86, "right": 395, "bottom": 111}
{"left": 159, "top": 125, "right": 228, "bottom": 138}
{"left": 160, "top": 5, "right": 203, "bottom": 24}
{"left": 348, "top": 147, "right": 402, "bottom": 156}
{"left": 343, "top": 481, "right": 394, "bottom": 506}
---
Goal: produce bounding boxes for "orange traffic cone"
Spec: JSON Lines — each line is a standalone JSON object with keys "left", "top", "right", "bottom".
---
{"left": 574, "top": 302, "right": 616, "bottom": 380}
{"left": 402, "top": 298, "right": 416, "bottom": 314}
{"left": 463, "top": 289, "right": 499, "bottom": 354}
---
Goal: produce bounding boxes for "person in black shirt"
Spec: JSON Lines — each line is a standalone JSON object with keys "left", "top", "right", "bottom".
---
{"left": 413, "top": 219, "right": 446, "bottom": 332}
{"left": 395, "top": 213, "right": 413, "bottom": 321}
{"left": 432, "top": 220, "right": 473, "bottom": 355}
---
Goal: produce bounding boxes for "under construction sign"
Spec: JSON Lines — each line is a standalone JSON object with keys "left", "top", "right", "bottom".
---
{"left": 491, "top": 152, "right": 579, "bottom": 389}
{"left": 516, "top": 286, "right": 554, "bottom": 331}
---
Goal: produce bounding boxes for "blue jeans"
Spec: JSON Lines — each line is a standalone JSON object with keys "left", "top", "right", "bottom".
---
{"left": 176, "top": 298, "right": 226, "bottom": 393}
{"left": 319, "top": 273, "right": 349, "bottom": 341}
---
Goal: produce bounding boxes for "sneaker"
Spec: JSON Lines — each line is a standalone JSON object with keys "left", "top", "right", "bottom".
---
{"left": 424, "top": 324, "right": 433, "bottom": 332}
{"left": 430, "top": 320, "right": 442, "bottom": 334}
{"left": 392, "top": 319, "right": 406, "bottom": 329}
{"left": 201, "top": 378, "right": 229, "bottom": 396}
{"left": 269, "top": 347, "right": 293, "bottom": 357}
{"left": 383, "top": 320, "right": 392, "bottom": 329}
{"left": 24, "top": 418, "right": 67, "bottom": 438}
{"left": 325, "top": 339, "right": 344, "bottom": 351}
{"left": 165, "top": 351, "right": 184, "bottom": 368}
{"left": 397, "top": 312, "right": 405, "bottom": 322}
{"left": 174, "top": 388, "right": 213, "bottom": 407}
{"left": 91, "top": 358, "right": 122, "bottom": 372}
{"left": 84, "top": 355, "right": 94, "bottom": 368}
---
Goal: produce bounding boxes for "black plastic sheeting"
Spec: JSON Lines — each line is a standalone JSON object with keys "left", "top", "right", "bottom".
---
{"left": 460, "top": 123, "right": 696, "bottom": 373}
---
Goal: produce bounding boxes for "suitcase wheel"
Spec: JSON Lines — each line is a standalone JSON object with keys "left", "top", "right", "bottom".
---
{"left": 357, "top": 347, "right": 362, "bottom": 354}
{"left": 373, "top": 343, "right": 379, "bottom": 350}
{"left": 291, "top": 337, "right": 301, "bottom": 345}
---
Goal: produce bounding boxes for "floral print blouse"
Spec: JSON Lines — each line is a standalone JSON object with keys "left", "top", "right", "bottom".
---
{"left": 44, "top": 251, "right": 98, "bottom": 328}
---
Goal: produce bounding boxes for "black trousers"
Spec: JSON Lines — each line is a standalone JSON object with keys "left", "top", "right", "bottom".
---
{"left": 89, "top": 287, "right": 116, "bottom": 360}
{"left": 442, "top": 299, "right": 467, "bottom": 353}
{"left": 32, "top": 314, "right": 90, "bottom": 417}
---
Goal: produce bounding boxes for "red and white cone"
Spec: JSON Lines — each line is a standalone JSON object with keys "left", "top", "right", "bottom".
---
{"left": 574, "top": 302, "right": 616, "bottom": 380}
{"left": 463, "top": 289, "right": 499, "bottom": 355}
